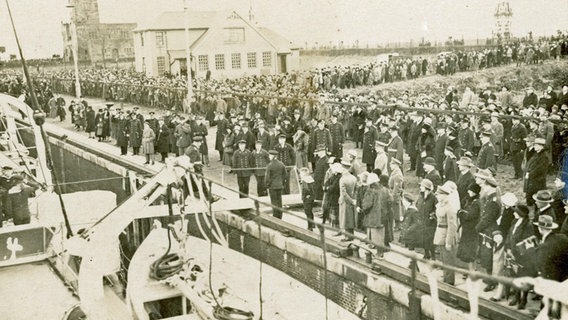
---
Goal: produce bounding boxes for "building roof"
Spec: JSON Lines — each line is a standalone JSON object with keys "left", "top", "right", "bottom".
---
{"left": 134, "top": 11, "right": 218, "bottom": 31}
{"left": 257, "top": 27, "right": 299, "bottom": 52}
{"left": 134, "top": 10, "right": 295, "bottom": 53}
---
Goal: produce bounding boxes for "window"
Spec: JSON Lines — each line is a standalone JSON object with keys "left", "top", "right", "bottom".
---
{"left": 247, "top": 52, "right": 257, "bottom": 68}
{"left": 121, "top": 30, "right": 129, "bottom": 38}
{"left": 198, "top": 55, "right": 209, "bottom": 71}
{"left": 215, "top": 54, "right": 225, "bottom": 70}
{"left": 262, "top": 51, "right": 272, "bottom": 67}
{"left": 124, "top": 47, "right": 133, "bottom": 55}
{"left": 231, "top": 53, "right": 241, "bottom": 69}
{"left": 157, "top": 56, "right": 166, "bottom": 75}
{"left": 156, "top": 32, "right": 165, "bottom": 47}
{"left": 224, "top": 28, "right": 245, "bottom": 44}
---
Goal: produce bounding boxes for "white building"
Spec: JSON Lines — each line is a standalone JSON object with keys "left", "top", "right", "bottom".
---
{"left": 133, "top": 10, "right": 299, "bottom": 78}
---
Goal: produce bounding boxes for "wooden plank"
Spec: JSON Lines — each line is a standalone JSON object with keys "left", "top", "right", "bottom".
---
{"left": 255, "top": 213, "right": 350, "bottom": 257}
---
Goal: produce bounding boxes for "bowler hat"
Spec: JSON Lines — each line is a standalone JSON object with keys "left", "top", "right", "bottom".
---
{"left": 533, "top": 215, "right": 558, "bottom": 229}
{"left": 423, "top": 157, "right": 436, "bottom": 166}
{"left": 467, "top": 183, "right": 481, "bottom": 195}
{"left": 532, "top": 190, "right": 553, "bottom": 203}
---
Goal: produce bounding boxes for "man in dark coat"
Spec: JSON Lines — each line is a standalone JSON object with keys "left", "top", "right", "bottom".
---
{"left": 116, "top": 112, "right": 129, "bottom": 156}
{"left": 423, "top": 157, "right": 442, "bottom": 190}
{"left": 477, "top": 130, "right": 496, "bottom": 170}
{"left": 266, "top": 150, "right": 286, "bottom": 219}
{"left": 256, "top": 123, "right": 270, "bottom": 151}
{"left": 442, "top": 146, "right": 458, "bottom": 183}
{"left": 523, "top": 137, "right": 549, "bottom": 207}
{"left": 215, "top": 113, "right": 229, "bottom": 161}
{"left": 309, "top": 119, "right": 332, "bottom": 158}
{"left": 522, "top": 87, "right": 539, "bottom": 108}
{"left": 232, "top": 140, "right": 253, "bottom": 198}
{"left": 475, "top": 174, "right": 501, "bottom": 291}
{"left": 510, "top": 117, "right": 527, "bottom": 179}
{"left": 155, "top": 118, "right": 171, "bottom": 162}
{"left": 313, "top": 145, "right": 328, "bottom": 201}
{"left": 329, "top": 114, "right": 344, "bottom": 158}
{"left": 251, "top": 141, "right": 270, "bottom": 197}
{"left": 128, "top": 113, "right": 143, "bottom": 155}
{"left": 362, "top": 118, "right": 379, "bottom": 172}
{"left": 458, "top": 118, "right": 475, "bottom": 155}
{"left": 274, "top": 134, "right": 295, "bottom": 194}
{"left": 456, "top": 156, "right": 476, "bottom": 206}
{"left": 407, "top": 114, "right": 422, "bottom": 172}
{"left": 387, "top": 125, "right": 404, "bottom": 167}
{"left": 434, "top": 122, "right": 448, "bottom": 172}
{"left": 240, "top": 124, "right": 256, "bottom": 151}
{"left": 534, "top": 215, "right": 568, "bottom": 282}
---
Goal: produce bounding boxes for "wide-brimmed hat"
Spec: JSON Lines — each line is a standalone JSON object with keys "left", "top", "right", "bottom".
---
{"left": 532, "top": 190, "right": 554, "bottom": 203}
{"left": 420, "top": 179, "right": 434, "bottom": 191}
{"left": 501, "top": 192, "right": 518, "bottom": 207}
{"left": 474, "top": 169, "right": 493, "bottom": 180}
{"left": 366, "top": 173, "right": 380, "bottom": 185}
{"left": 435, "top": 184, "right": 452, "bottom": 196}
{"left": 341, "top": 159, "right": 352, "bottom": 168}
{"left": 534, "top": 137, "right": 546, "bottom": 146}
{"left": 533, "top": 215, "right": 558, "bottom": 229}
{"left": 456, "top": 157, "right": 474, "bottom": 167}
{"left": 391, "top": 158, "right": 402, "bottom": 166}
{"left": 423, "top": 157, "right": 436, "bottom": 166}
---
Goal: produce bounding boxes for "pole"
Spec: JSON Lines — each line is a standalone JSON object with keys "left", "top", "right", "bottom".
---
{"left": 184, "top": 0, "right": 193, "bottom": 110}
{"left": 67, "top": 1, "right": 82, "bottom": 99}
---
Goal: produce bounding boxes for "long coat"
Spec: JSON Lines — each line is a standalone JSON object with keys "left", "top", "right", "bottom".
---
{"left": 339, "top": 172, "right": 358, "bottom": 230}
{"left": 523, "top": 150, "right": 548, "bottom": 195}
{"left": 476, "top": 192, "right": 501, "bottom": 271}
{"left": 477, "top": 142, "right": 496, "bottom": 170}
{"left": 128, "top": 118, "right": 143, "bottom": 148}
{"left": 362, "top": 126, "right": 379, "bottom": 164}
{"left": 433, "top": 201, "right": 458, "bottom": 247}
{"left": 215, "top": 119, "right": 229, "bottom": 152}
{"left": 265, "top": 159, "right": 286, "bottom": 190}
{"left": 456, "top": 171, "right": 475, "bottom": 207}
{"left": 176, "top": 123, "right": 192, "bottom": 150}
{"left": 362, "top": 184, "right": 392, "bottom": 228}
{"left": 156, "top": 124, "right": 171, "bottom": 154}
{"left": 504, "top": 218, "right": 536, "bottom": 277}
{"left": 412, "top": 192, "right": 437, "bottom": 249}
{"left": 329, "top": 122, "right": 344, "bottom": 157}
{"left": 141, "top": 126, "right": 156, "bottom": 155}
{"left": 457, "top": 197, "right": 480, "bottom": 263}
{"left": 116, "top": 118, "right": 129, "bottom": 148}
{"left": 535, "top": 233, "right": 568, "bottom": 281}
{"left": 313, "top": 155, "right": 329, "bottom": 200}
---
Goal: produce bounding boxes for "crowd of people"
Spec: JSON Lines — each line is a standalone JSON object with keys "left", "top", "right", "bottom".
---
{"left": 1, "top": 38, "right": 568, "bottom": 309}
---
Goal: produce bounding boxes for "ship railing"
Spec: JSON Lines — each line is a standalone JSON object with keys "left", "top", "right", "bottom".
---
{"left": 176, "top": 169, "right": 568, "bottom": 320}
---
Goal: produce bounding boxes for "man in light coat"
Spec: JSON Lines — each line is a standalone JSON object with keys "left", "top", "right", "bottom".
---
{"left": 388, "top": 158, "right": 404, "bottom": 230}
{"left": 339, "top": 160, "right": 358, "bottom": 241}
{"left": 433, "top": 184, "right": 459, "bottom": 285}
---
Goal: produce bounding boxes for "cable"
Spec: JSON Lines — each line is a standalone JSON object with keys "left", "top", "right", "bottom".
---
{"left": 148, "top": 184, "right": 183, "bottom": 280}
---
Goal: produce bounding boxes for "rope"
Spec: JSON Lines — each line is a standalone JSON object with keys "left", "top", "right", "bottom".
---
{"left": 46, "top": 176, "right": 125, "bottom": 187}
{"left": 149, "top": 185, "right": 183, "bottom": 280}
{"left": 255, "top": 200, "right": 264, "bottom": 320}
{"left": 319, "top": 227, "right": 329, "bottom": 320}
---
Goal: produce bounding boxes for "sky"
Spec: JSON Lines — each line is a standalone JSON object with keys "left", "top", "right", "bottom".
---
{"left": 1, "top": 0, "right": 567, "bottom": 59}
